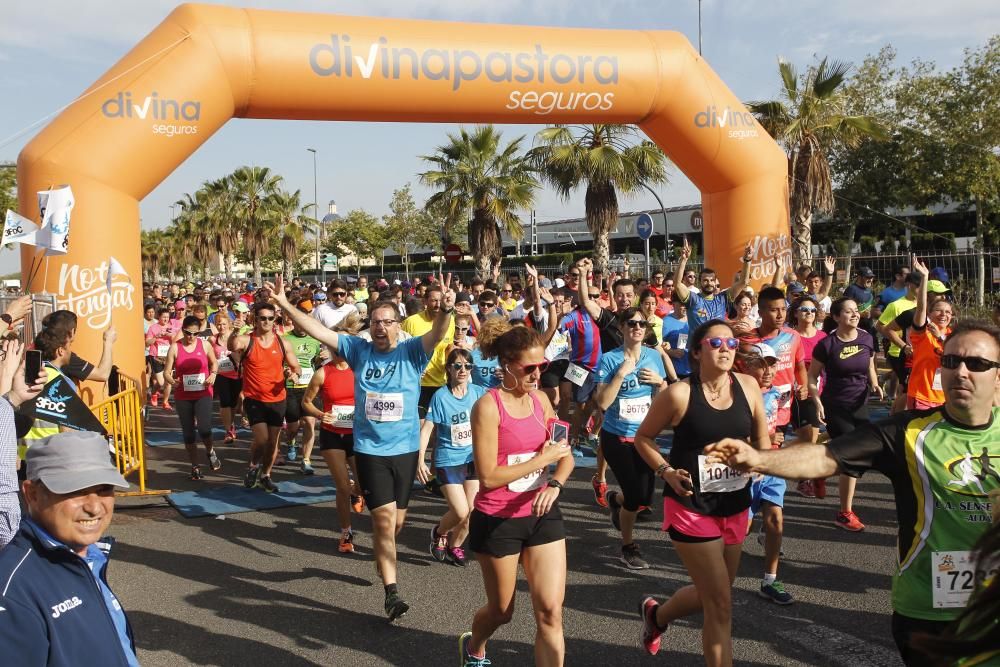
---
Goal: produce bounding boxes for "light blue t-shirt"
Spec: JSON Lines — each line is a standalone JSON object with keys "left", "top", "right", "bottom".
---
{"left": 337, "top": 335, "right": 430, "bottom": 456}
{"left": 685, "top": 290, "right": 732, "bottom": 330}
{"left": 470, "top": 347, "right": 501, "bottom": 389}
{"left": 661, "top": 316, "right": 691, "bottom": 377}
{"left": 596, "top": 346, "right": 666, "bottom": 437}
{"left": 427, "top": 383, "right": 486, "bottom": 467}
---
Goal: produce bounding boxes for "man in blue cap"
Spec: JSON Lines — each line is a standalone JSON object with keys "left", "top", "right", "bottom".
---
{"left": 0, "top": 432, "right": 137, "bottom": 666}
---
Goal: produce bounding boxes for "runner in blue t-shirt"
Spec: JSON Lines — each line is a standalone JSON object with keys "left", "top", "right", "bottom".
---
{"left": 594, "top": 307, "right": 668, "bottom": 570}
{"left": 661, "top": 301, "right": 691, "bottom": 378}
{"left": 267, "top": 275, "right": 456, "bottom": 622}
{"left": 417, "top": 349, "right": 485, "bottom": 568}
{"left": 470, "top": 346, "right": 501, "bottom": 389}
{"left": 672, "top": 235, "right": 753, "bottom": 330}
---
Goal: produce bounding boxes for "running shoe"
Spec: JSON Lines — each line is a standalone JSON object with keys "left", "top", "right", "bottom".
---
{"left": 338, "top": 530, "right": 355, "bottom": 554}
{"left": 224, "top": 428, "right": 236, "bottom": 443}
{"left": 447, "top": 547, "right": 467, "bottom": 567}
{"left": 835, "top": 511, "right": 865, "bottom": 532}
{"left": 621, "top": 543, "right": 649, "bottom": 570}
{"left": 637, "top": 505, "right": 653, "bottom": 520}
{"left": 301, "top": 460, "right": 315, "bottom": 475}
{"left": 430, "top": 526, "right": 448, "bottom": 562}
{"left": 208, "top": 449, "right": 222, "bottom": 472}
{"left": 639, "top": 596, "right": 664, "bottom": 656}
{"left": 161, "top": 401, "right": 173, "bottom": 411}
{"left": 257, "top": 475, "right": 278, "bottom": 493}
{"left": 243, "top": 464, "right": 260, "bottom": 489}
{"left": 190, "top": 466, "right": 203, "bottom": 481}
{"left": 150, "top": 392, "right": 160, "bottom": 407}
{"left": 459, "top": 632, "right": 490, "bottom": 667}
{"left": 385, "top": 591, "right": 410, "bottom": 622}
{"left": 592, "top": 474, "right": 608, "bottom": 508}
{"left": 287, "top": 443, "right": 298, "bottom": 462}
{"left": 351, "top": 495, "right": 365, "bottom": 514}
{"left": 606, "top": 490, "right": 622, "bottom": 531}
{"left": 814, "top": 478, "right": 827, "bottom": 499}
{"left": 759, "top": 580, "right": 794, "bottom": 604}
{"left": 796, "top": 480, "right": 816, "bottom": 498}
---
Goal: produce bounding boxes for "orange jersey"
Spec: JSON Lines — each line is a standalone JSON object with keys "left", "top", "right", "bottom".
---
{"left": 241, "top": 334, "right": 287, "bottom": 402}
{"left": 908, "top": 325, "right": 949, "bottom": 405}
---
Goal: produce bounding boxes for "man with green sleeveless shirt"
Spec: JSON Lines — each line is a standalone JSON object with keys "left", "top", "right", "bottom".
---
{"left": 704, "top": 320, "right": 1000, "bottom": 666}
{"left": 280, "top": 305, "right": 324, "bottom": 473}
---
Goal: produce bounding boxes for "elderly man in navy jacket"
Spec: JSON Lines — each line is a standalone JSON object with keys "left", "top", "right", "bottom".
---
{"left": 0, "top": 431, "right": 137, "bottom": 666}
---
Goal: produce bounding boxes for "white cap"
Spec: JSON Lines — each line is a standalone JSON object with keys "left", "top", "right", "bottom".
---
{"left": 554, "top": 278, "right": 565, "bottom": 288}
{"left": 749, "top": 342, "right": 778, "bottom": 361}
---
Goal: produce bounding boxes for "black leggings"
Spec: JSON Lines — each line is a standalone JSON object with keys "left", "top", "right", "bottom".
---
{"left": 176, "top": 396, "right": 213, "bottom": 444}
{"left": 600, "top": 429, "right": 655, "bottom": 512}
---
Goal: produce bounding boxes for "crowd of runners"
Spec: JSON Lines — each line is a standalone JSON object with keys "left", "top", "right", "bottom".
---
{"left": 134, "top": 250, "right": 1000, "bottom": 667}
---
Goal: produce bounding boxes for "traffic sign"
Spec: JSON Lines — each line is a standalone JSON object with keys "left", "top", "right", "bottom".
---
{"left": 635, "top": 213, "right": 654, "bottom": 240}
{"left": 444, "top": 243, "right": 463, "bottom": 264}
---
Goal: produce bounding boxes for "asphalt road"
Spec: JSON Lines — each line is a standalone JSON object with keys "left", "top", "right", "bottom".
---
{"left": 109, "top": 409, "right": 905, "bottom": 666}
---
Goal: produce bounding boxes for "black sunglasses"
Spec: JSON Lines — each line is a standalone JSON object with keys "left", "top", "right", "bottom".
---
{"left": 513, "top": 360, "right": 550, "bottom": 375}
{"left": 625, "top": 320, "right": 650, "bottom": 329}
{"left": 449, "top": 362, "right": 474, "bottom": 371}
{"left": 331, "top": 291, "right": 347, "bottom": 297}
{"left": 940, "top": 354, "right": 1000, "bottom": 373}
{"left": 182, "top": 329, "right": 199, "bottom": 336}
{"left": 257, "top": 316, "right": 276, "bottom": 322}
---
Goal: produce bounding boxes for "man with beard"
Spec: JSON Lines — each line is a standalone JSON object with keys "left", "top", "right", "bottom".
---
{"left": 673, "top": 236, "right": 753, "bottom": 330}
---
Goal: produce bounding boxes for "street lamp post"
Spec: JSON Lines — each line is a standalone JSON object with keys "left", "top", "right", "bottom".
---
{"left": 307, "top": 147, "right": 319, "bottom": 281}
{"left": 638, "top": 182, "right": 670, "bottom": 268}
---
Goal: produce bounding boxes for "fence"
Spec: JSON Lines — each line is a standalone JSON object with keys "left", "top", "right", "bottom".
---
{"left": 91, "top": 370, "right": 168, "bottom": 497}
{"left": 0, "top": 293, "right": 57, "bottom": 344}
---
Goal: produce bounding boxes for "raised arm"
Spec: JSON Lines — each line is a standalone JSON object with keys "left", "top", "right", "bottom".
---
{"left": 87, "top": 326, "right": 117, "bottom": 382}
{"left": 911, "top": 256, "right": 930, "bottom": 329}
{"left": 575, "top": 258, "right": 603, "bottom": 320}
{"left": 265, "top": 275, "right": 340, "bottom": 350}
{"left": 673, "top": 237, "right": 692, "bottom": 303}
{"left": 725, "top": 243, "right": 754, "bottom": 296}
{"left": 819, "top": 256, "right": 836, "bottom": 299}
{"left": 423, "top": 289, "right": 456, "bottom": 357}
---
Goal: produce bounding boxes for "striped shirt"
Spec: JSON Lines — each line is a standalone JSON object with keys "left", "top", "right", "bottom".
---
{"left": 0, "top": 397, "right": 19, "bottom": 548}
{"left": 560, "top": 309, "right": 601, "bottom": 371}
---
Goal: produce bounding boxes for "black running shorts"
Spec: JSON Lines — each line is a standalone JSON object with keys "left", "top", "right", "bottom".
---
{"left": 355, "top": 451, "right": 420, "bottom": 511}
{"left": 469, "top": 505, "right": 565, "bottom": 558}
{"left": 244, "top": 397, "right": 286, "bottom": 428}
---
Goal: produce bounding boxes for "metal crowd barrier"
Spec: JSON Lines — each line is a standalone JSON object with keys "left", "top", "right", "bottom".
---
{"left": 92, "top": 370, "right": 168, "bottom": 497}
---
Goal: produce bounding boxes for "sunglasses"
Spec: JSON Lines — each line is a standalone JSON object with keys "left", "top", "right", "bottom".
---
{"left": 626, "top": 320, "right": 650, "bottom": 329}
{"left": 450, "top": 362, "right": 474, "bottom": 371}
{"left": 568, "top": 272, "right": 580, "bottom": 278}
{"left": 455, "top": 327, "right": 470, "bottom": 332}
{"left": 331, "top": 291, "right": 347, "bottom": 297}
{"left": 481, "top": 302, "right": 495, "bottom": 308}
{"left": 702, "top": 337, "right": 740, "bottom": 350}
{"left": 798, "top": 306, "right": 817, "bottom": 313}
{"left": 257, "top": 316, "right": 276, "bottom": 322}
{"left": 512, "top": 360, "right": 550, "bottom": 375}
{"left": 502, "top": 289, "right": 512, "bottom": 294}
{"left": 940, "top": 354, "right": 1000, "bottom": 372}
{"left": 314, "top": 297, "right": 327, "bottom": 302}
{"left": 182, "top": 330, "right": 199, "bottom": 336}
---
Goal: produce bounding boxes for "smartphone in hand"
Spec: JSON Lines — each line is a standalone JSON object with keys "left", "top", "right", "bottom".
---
{"left": 25, "top": 349, "right": 43, "bottom": 385}
{"left": 547, "top": 418, "right": 570, "bottom": 444}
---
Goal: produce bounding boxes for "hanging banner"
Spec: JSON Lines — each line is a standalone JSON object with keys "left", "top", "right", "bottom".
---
{"left": 36, "top": 185, "right": 74, "bottom": 255}
{"left": 2, "top": 210, "right": 41, "bottom": 247}
{"left": 18, "top": 374, "right": 108, "bottom": 435}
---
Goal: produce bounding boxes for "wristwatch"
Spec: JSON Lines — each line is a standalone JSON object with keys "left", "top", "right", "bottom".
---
{"left": 0, "top": 314, "right": 12, "bottom": 326}
{"left": 547, "top": 479, "right": 564, "bottom": 490}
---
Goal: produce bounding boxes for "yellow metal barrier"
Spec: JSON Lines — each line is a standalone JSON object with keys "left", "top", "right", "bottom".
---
{"left": 91, "top": 372, "right": 169, "bottom": 497}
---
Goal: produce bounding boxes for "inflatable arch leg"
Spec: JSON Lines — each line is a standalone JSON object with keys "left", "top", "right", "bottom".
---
{"left": 19, "top": 4, "right": 789, "bottom": 380}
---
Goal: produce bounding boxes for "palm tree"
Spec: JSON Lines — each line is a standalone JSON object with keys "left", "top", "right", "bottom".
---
{"left": 271, "top": 189, "right": 307, "bottom": 283}
{"left": 420, "top": 126, "right": 538, "bottom": 278}
{"left": 228, "top": 166, "right": 282, "bottom": 284}
{"left": 749, "top": 57, "right": 887, "bottom": 263}
{"left": 202, "top": 177, "right": 239, "bottom": 280}
{"left": 530, "top": 124, "right": 669, "bottom": 275}
{"left": 140, "top": 229, "right": 168, "bottom": 282}
{"left": 174, "top": 191, "right": 217, "bottom": 280}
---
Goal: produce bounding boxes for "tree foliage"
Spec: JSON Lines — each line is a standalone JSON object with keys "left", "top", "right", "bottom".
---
{"left": 0, "top": 169, "right": 16, "bottom": 217}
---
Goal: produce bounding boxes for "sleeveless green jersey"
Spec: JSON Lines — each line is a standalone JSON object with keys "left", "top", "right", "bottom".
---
{"left": 283, "top": 332, "right": 323, "bottom": 389}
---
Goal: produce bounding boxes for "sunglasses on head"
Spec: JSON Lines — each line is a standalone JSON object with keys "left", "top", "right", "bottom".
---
{"left": 257, "top": 315, "right": 276, "bottom": 322}
{"left": 940, "top": 354, "right": 1000, "bottom": 372}
{"left": 450, "top": 362, "right": 474, "bottom": 371}
{"left": 513, "top": 360, "right": 550, "bottom": 375}
{"left": 625, "top": 319, "right": 650, "bottom": 329}
{"left": 702, "top": 337, "right": 740, "bottom": 350}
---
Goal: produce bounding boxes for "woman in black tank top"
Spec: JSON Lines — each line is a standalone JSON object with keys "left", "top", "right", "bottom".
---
{"left": 633, "top": 320, "right": 770, "bottom": 666}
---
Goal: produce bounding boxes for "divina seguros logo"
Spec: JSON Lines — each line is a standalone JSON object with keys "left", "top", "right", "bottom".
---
{"left": 309, "top": 35, "right": 619, "bottom": 116}
{"left": 101, "top": 91, "right": 200, "bottom": 137}
{"left": 694, "top": 105, "right": 759, "bottom": 140}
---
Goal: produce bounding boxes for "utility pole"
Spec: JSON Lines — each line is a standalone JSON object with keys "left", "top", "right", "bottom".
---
{"left": 307, "top": 148, "right": 319, "bottom": 280}
{"left": 698, "top": 0, "right": 703, "bottom": 55}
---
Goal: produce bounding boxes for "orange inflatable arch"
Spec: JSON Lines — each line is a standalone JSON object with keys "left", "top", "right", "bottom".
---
{"left": 18, "top": 3, "right": 789, "bottom": 381}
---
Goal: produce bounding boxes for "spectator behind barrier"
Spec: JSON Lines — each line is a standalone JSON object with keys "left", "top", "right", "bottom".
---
{"left": 39, "top": 310, "right": 117, "bottom": 384}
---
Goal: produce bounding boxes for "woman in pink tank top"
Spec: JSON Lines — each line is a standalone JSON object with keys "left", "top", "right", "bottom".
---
{"left": 462, "top": 318, "right": 573, "bottom": 667}
{"left": 164, "top": 315, "right": 220, "bottom": 480}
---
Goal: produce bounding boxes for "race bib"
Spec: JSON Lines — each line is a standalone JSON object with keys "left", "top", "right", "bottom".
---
{"left": 182, "top": 373, "right": 206, "bottom": 392}
{"left": 156, "top": 343, "right": 169, "bottom": 357}
{"left": 698, "top": 454, "right": 750, "bottom": 493}
{"left": 365, "top": 392, "right": 404, "bottom": 422}
{"left": 618, "top": 396, "right": 651, "bottom": 423}
{"left": 297, "top": 367, "right": 314, "bottom": 385}
{"left": 932, "top": 551, "right": 997, "bottom": 608}
{"left": 331, "top": 404, "right": 355, "bottom": 430}
{"left": 507, "top": 451, "right": 547, "bottom": 493}
{"left": 932, "top": 369, "right": 942, "bottom": 392}
{"left": 450, "top": 422, "right": 473, "bottom": 447}
{"left": 675, "top": 333, "right": 688, "bottom": 350}
{"left": 565, "top": 362, "right": 590, "bottom": 387}
{"left": 217, "top": 356, "right": 235, "bottom": 373}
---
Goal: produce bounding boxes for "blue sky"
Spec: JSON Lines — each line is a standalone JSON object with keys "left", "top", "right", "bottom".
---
{"left": 1, "top": 1, "right": 997, "bottom": 274}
